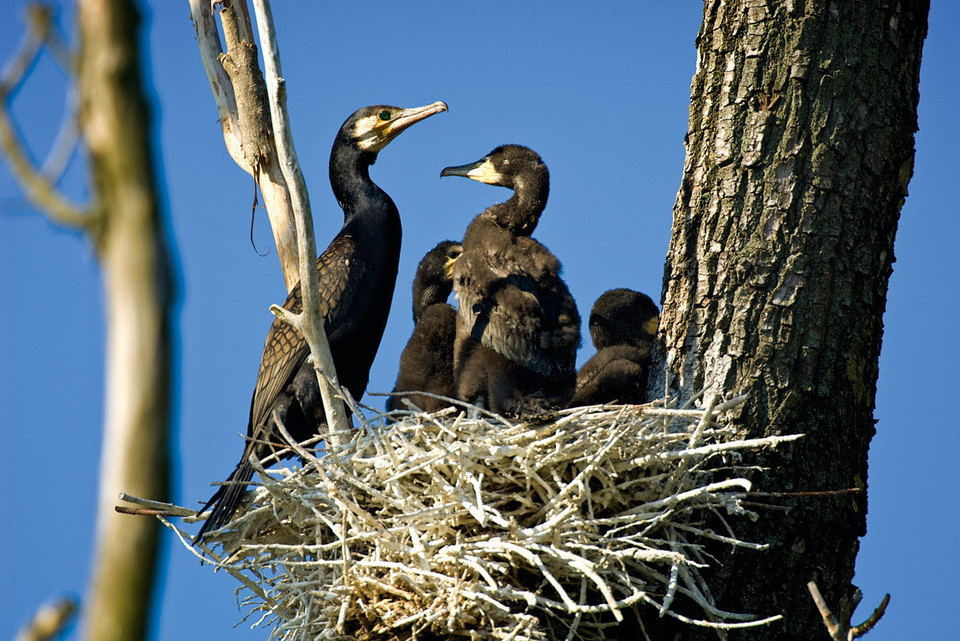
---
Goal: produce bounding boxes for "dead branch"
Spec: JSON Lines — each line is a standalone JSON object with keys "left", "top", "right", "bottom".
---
{"left": 252, "top": 0, "right": 350, "bottom": 444}
{"left": 189, "top": 0, "right": 350, "bottom": 441}
{"left": 807, "top": 581, "right": 890, "bottom": 641}
{"left": 2, "top": 3, "right": 174, "bottom": 640}
{"left": 170, "top": 395, "right": 798, "bottom": 640}
{"left": 188, "top": 0, "right": 300, "bottom": 290}
{"left": 850, "top": 593, "right": 890, "bottom": 638}
{"left": 0, "top": 3, "right": 90, "bottom": 227}
{"left": 76, "top": 1, "right": 176, "bottom": 639}
{"left": 15, "top": 597, "right": 78, "bottom": 641}
{"left": 116, "top": 492, "right": 198, "bottom": 518}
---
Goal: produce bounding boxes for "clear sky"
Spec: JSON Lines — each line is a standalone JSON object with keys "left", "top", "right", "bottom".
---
{"left": 1, "top": 2, "right": 957, "bottom": 640}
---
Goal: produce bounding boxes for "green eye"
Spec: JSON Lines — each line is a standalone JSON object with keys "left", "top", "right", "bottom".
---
{"left": 378, "top": 110, "right": 391, "bottom": 121}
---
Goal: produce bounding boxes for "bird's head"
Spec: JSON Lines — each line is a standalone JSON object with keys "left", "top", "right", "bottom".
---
{"left": 343, "top": 102, "right": 448, "bottom": 154}
{"left": 412, "top": 240, "right": 463, "bottom": 322}
{"left": 589, "top": 289, "right": 660, "bottom": 350}
{"left": 440, "top": 144, "right": 546, "bottom": 190}
{"left": 441, "top": 242, "right": 463, "bottom": 281}
{"left": 441, "top": 145, "right": 549, "bottom": 235}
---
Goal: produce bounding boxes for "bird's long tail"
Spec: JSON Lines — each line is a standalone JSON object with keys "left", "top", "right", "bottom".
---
{"left": 194, "top": 454, "right": 256, "bottom": 544}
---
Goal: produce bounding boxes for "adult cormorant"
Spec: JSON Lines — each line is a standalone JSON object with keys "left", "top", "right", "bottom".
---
{"left": 570, "top": 288, "right": 659, "bottom": 406}
{"left": 440, "top": 145, "right": 580, "bottom": 416}
{"left": 387, "top": 240, "right": 463, "bottom": 413}
{"left": 196, "top": 102, "right": 447, "bottom": 542}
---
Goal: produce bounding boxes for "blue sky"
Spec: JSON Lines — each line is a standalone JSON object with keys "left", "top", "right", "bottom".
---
{"left": 1, "top": 2, "right": 957, "bottom": 640}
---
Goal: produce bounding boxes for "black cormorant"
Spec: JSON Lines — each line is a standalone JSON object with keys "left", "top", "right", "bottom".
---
{"left": 570, "top": 288, "right": 659, "bottom": 406}
{"left": 387, "top": 240, "right": 463, "bottom": 413}
{"left": 196, "top": 102, "right": 447, "bottom": 542}
{"left": 440, "top": 145, "right": 580, "bottom": 416}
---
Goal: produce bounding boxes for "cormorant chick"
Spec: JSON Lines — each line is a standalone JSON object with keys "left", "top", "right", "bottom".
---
{"left": 440, "top": 145, "right": 580, "bottom": 416}
{"left": 196, "top": 102, "right": 447, "bottom": 543}
{"left": 387, "top": 240, "right": 463, "bottom": 413}
{"left": 570, "top": 288, "right": 659, "bottom": 406}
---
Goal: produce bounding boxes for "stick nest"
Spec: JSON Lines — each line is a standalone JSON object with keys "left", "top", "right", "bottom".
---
{"left": 173, "top": 395, "right": 796, "bottom": 640}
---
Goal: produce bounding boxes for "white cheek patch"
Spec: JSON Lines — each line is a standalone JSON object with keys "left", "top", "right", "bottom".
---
{"left": 353, "top": 114, "right": 383, "bottom": 151}
{"left": 468, "top": 159, "right": 503, "bottom": 184}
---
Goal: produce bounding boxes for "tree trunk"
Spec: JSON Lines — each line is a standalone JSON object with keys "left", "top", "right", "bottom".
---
{"left": 77, "top": 1, "right": 175, "bottom": 639}
{"left": 172, "top": 0, "right": 929, "bottom": 636}
{"left": 656, "top": 1, "right": 928, "bottom": 638}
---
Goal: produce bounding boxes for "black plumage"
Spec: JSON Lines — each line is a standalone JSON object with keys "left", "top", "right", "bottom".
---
{"left": 440, "top": 145, "right": 580, "bottom": 416}
{"left": 196, "top": 102, "right": 447, "bottom": 542}
{"left": 570, "top": 288, "right": 659, "bottom": 406}
{"left": 387, "top": 240, "right": 463, "bottom": 413}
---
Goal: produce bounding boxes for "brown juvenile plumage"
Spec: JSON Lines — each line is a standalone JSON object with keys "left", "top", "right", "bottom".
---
{"left": 387, "top": 240, "right": 463, "bottom": 413}
{"left": 441, "top": 145, "right": 580, "bottom": 416}
{"left": 571, "top": 288, "right": 659, "bottom": 406}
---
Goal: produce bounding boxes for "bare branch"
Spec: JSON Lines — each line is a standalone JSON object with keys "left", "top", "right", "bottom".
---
{"left": 850, "top": 593, "right": 890, "bottom": 639}
{"left": 76, "top": 1, "right": 176, "bottom": 639}
{"left": 808, "top": 581, "right": 891, "bottom": 641}
{"left": 254, "top": 0, "right": 350, "bottom": 445}
{"left": 0, "top": 6, "right": 45, "bottom": 95}
{"left": 216, "top": 0, "right": 272, "bottom": 172}
{"left": 15, "top": 597, "right": 78, "bottom": 641}
{"left": 807, "top": 581, "right": 844, "bottom": 640}
{"left": 39, "top": 86, "right": 80, "bottom": 180}
{"left": 0, "top": 107, "right": 90, "bottom": 226}
{"left": 0, "top": 4, "right": 91, "bottom": 227}
{"left": 188, "top": 0, "right": 300, "bottom": 290}
{"left": 187, "top": 0, "right": 241, "bottom": 160}
{"left": 117, "top": 492, "right": 197, "bottom": 517}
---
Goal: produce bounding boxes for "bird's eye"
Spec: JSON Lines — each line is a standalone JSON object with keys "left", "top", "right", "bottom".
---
{"left": 378, "top": 110, "right": 391, "bottom": 121}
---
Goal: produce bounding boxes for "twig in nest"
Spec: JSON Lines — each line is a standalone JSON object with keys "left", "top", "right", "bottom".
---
{"left": 114, "top": 493, "right": 198, "bottom": 519}
{"left": 745, "top": 488, "right": 862, "bottom": 498}
{"left": 163, "top": 395, "right": 801, "bottom": 641}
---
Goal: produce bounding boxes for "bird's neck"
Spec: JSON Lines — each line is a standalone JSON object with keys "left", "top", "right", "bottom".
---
{"left": 413, "top": 281, "right": 452, "bottom": 323}
{"left": 329, "top": 142, "right": 396, "bottom": 224}
{"left": 487, "top": 175, "right": 549, "bottom": 235}
{"left": 328, "top": 140, "right": 402, "bottom": 278}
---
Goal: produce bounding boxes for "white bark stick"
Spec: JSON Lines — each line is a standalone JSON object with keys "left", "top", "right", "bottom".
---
{"left": 251, "top": 0, "right": 349, "bottom": 444}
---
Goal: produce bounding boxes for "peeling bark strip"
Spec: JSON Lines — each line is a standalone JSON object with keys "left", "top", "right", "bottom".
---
{"left": 658, "top": 1, "right": 927, "bottom": 638}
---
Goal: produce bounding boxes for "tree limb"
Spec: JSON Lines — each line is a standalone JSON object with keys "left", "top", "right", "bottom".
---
{"left": 76, "top": 1, "right": 175, "bottom": 639}
{"left": 15, "top": 597, "right": 78, "bottom": 641}
{"left": 188, "top": 0, "right": 300, "bottom": 291}
{"left": 252, "top": 0, "right": 350, "bottom": 446}
{"left": 0, "top": 3, "right": 90, "bottom": 227}
{"left": 807, "top": 581, "right": 891, "bottom": 641}
{"left": 187, "top": 0, "right": 241, "bottom": 158}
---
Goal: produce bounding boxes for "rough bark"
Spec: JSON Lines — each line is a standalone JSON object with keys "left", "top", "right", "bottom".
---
{"left": 77, "top": 1, "right": 175, "bottom": 639}
{"left": 189, "top": 0, "right": 301, "bottom": 292}
{"left": 656, "top": 1, "right": 927, "bottom": 638}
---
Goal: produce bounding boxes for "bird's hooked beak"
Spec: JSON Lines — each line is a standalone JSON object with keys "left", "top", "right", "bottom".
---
{"left": 440, "top": 155, "right": 502, "bottom": 184}
{"left": 363, "top": 101, "right": 448, "bottom": 152}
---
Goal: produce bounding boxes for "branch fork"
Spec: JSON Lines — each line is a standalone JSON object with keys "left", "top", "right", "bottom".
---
{"left": 807, "top": 580, "right": 890, "bottom": 641}
{"left": 190, "top": 0, "right": 350, "bottom": 446}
